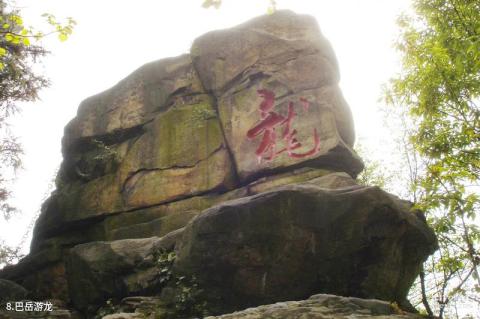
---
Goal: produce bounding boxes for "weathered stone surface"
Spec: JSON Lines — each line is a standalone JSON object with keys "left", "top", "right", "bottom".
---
{"left": 205, "top": 294, "right": 421, "bottom": 319}
{"left": 27, "top": 10, "right": 364, "bottom": 266}
{"left": 31, "top": 168, "right": 331, "bottom": 252}
{"left": 0, "top": 279, "right": 28, "bottom": 303}
{"left": 172, "top": 178, "right": 437, "bottom": 314}
{"left": 65, "top": 232, "right": 181, "bottom": 313}
{"left": 192, "top": 10, "right": 362, "bottom": 180}
{"left": 63, "top": 54, "right": 204, "bottom": 147}
{"left": 192, "top": 12, "right": 339, "bottom": 97}
{"left": 6, "top": 171, "right": 332, "bottom": 307}
{"left": 61, "top": 172, "right": 364, "bottom": 313}
{"left": 91, "top": 294, "right": 421, "bottom": 319}
{"left": 118, "top": 96, "right": 235, "bottom": 209}
{"left": 53, "top": 96, "right": 236, "bottom": 224}
{"left": 20, "top": 262, "right": 69, "bottom": 302}
{"left": 0, "top": 248, "right": 69, "bottom": 302}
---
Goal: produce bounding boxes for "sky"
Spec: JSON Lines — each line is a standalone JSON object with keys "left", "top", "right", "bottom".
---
{"left": 1, "top": 0, "right": 410, "bottom": 251}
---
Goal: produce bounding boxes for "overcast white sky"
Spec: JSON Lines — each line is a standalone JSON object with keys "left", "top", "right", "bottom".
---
{"left": 1, "top": 0, "right": 410, "bottom": 251}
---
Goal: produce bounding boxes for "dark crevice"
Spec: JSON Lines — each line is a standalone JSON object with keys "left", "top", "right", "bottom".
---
{"left": 63, "top": 122, "right": 149, "bottom": 155}
{"left": 238, "top": 145, "right": 364, "bottom": 187}
{"left": 208, "top": 94, "right": 241, "bottom": 185}
{"left": 156, "top": 89, "right": 207, "bottom": 112}
{"left": 36, "top": 150, "right": 245, "bottom": 246}
{"left": 216, "top": 47, "right": 322, "bottom": 95}
{"left": 218, "top": 67, "right": 257, "bottom": 98}
{"left": 121, "top": 181, "right": 230, "bottom": 216}
{"left": 31, "top": 212, "right": 113, "bottom": 251}
{"left": 120, "top": 144, "right": 225, "bottom": 195}
{"left": 190, "top": 56, "right": 242, "bottom": 187}
{"left": 228, "top": 71, "right": 271, "bottom": 96}
{"left": 34, "top": 178, "right": 234, "bottom": 245}
{"left": 170, "top": 85, "right": 189, "bottom": 97}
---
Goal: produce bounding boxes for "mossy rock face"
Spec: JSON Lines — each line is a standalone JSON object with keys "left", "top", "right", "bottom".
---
{"left": 173, "top": 175, "right": 437, "bottom": 315}
{"left": 29, "top": 10, "right": 365, "bottom": 258}
{"left": 62, "top": 54, "right": 204, "bottom": 149}
{"left": 32, "top": 90, "right": 236, "bottom": 246}
{"left": 53, "top": 95, "right": 235, "bottom": 222}
{"left": 119, "top": 96, "right": 236, "bottom": 209}
{"left": 32, "top": 167, "right": 330, "bottom": 253}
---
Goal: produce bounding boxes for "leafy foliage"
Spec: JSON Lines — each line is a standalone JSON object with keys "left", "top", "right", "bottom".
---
{"left": 356, "top": 143, "right": 393, "bottom": 190}
{"left": 0, "top": 0, "right": 75, "bottom": 219}
{"left": 154, "top": 249, "right": 177, "bottom": 286}
{"left": 0, "top": 239, "right": 21, "bottom": 267}
{"left": 384, "top": 0, "right": 480, "bottom": 317}
{"left": 153, "top": 250, "right": 209, "bottom": 318}
{"left": 0, "top": 0, "right": 75, "bottom": 267}
{"left": 171, "top": 275, "right": 209, "bottom": 318}
{"left": 92, "top": 250, "right": 210, "bottom": 319}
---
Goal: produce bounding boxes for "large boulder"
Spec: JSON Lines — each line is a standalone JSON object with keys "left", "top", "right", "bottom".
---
{"left": 61, "top": 173, "right": 436, "bottom": 316}
{"left": 15, "top": 14, "right": 365, "bottom": 289}
{"left": 0, "top": 279, "right": 28, "bottom": 303}
{"left": 192, "top": 10, "right": 362, "bottom": 181}
{"left": 172, "top": 174, "right": 437, "bottom": 314}
{"left": 33, "top": 10, "right": 362, "bottom": 251}
{"left": 90, "top": 294, "right": 422, "bottom": 319}
{"left": 205, "top": 294, "right": 422, "bottom": 319}
{"left": 66, "top": 231, "right": 181, "bottom": 314}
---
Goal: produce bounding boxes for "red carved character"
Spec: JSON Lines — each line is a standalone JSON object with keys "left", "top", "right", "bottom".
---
{"left": 246, "top": 89, "right": 321, "bottom": 163}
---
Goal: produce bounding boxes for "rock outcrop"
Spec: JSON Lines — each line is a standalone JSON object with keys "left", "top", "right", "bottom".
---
{"left": 0, "top": 280, "right": 28, "bottom": 304}
{"left": 205, "top": 294, "right": 422, "bottom": 319}
{"left": 172, "top": 176, "right": 436, "bottom": 314}
{"left": 0, "top": 10, "right": 437, "bottom": 319}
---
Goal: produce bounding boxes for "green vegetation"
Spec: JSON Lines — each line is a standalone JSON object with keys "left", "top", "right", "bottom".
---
{"left": 384, "top": 0, "right": 480, "bottom": 317}
{"left": 0, "top": 0, "right": 75, "bottom": 267}
{"left": 155, "top": 251, "right": 209, "bottom": 319}
{"left": 92, "top": 250, "right": 209, "bottom": 319}
{"left": 356, "top": 143, "right": 393, "bottom": 190}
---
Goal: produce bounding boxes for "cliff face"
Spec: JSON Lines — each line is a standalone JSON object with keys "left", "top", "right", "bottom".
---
{"left": 0, "top": 10, "right": 437, "bottom": 319}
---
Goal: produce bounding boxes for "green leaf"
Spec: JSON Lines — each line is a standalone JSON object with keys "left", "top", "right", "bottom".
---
{"left": 383, "top": 1, "right": 480, "bottom": 312}
{"left": 58, "top": 33, "right": 68, "bottom": 42}
{"left": 10, "top": 15, "right": 23, "bottom": 26}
